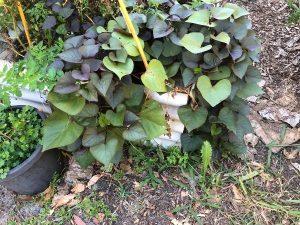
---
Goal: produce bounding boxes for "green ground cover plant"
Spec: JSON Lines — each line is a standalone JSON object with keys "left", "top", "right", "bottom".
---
{"left": 0, "top": 106, "right": 43, "bottom": 179}
{"left": 40, "top": 0, "right": 262, "bottom": 168}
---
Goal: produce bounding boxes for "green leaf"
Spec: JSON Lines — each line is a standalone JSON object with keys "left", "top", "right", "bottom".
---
{"left": 82, "top": 127, "right": 105, "bottom": 147}
{"left": 197, "top": 76, "right": 231, "bottom": 107}
{"left": 186, "top": 9, "right": 216, "bottom": 27}
{"left": 219, "top": 106, "right": 236, "bottom": 133}
{"left": 236, "top": 82, "right": 264, "bottom": 99}
{"left": 182, "top": 68, "right": 195, "bottom": 87}
{"left": 141, "top": 59, "right": 168, "bottom": 92}
{"left": 105, "top": 104, "right": 126, "bottom": 126}
{"left": 151, "top": 40, "right": 163, "bottom": 58}
{"left": 224, "top": 3, "right": 249, "bottom": 19}
{"left": 208, "top": 66, "right": 231, "bottom": 80}
{"left": 181, "top": 133, "right": 203, "bottom": 152}
{"left": 140, "top": 100, "right": 167, "bottom": 140}
{"left": 245, "top": 65, "right": 261, "bottom": 83}
{"left": 74, "top": 150, "right": 96, "bottom": 169}
{"left": 166, "top": 62, "right": 181, "bottom": 78}
{"left": 178, "top": 106, "right": 208, "bottom": 132}
{"left": 122, "top": 123, "right": 147, "bottom": 142}
{"left": 162, "top": 40, "right": 182, "bottom": 57}
{"left": 211, "top": 32, "right": 231, "bottom": 45}
{"left": 224, "top": 133, "right": 247, "bottom": 155}
{"left": 48, "top": 92, "right": 85, "bottom": 115}
{"left": 124, "top": 84, "right": 144, "bottom": 107}
{"left": 42, "top": 110, "right": 84, "bottom": 151}
{"left": 180, "top": 32, "right": 212, "bottom": 54}
{"left": 103, "top": 56, "right": 134, "bottom": 79}
{"left": 211, "top": 7, "right": 235, "bottom": 20}
{"left": 232, "top": 58, "right": 251, "bottom": 79}
{"left": 90, "top": 130, "right": 124, "bottom": 166}
{"left": 76, "top": 103, "right": 99, "bottom": 117}
{"left": 112, "top": 32, "right": 144, "bottom": 57}
{"left": 91, "top": 72, "right": 113, "bottom": 96}
{"left": 79, "top": 82, "right": 98, "bottom": 102}
{"left": 201, "top": 141, "right": 212, "bottom": 175}
{"left": 109, "top": 49, "right": 128, "bottom": 63}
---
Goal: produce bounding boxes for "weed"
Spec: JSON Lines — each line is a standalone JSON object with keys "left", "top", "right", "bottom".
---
{"left": 78, "top": 196, "right": 117, "bottom": 221}
{"left": 287, "top": 0, "right": 300, "bottom": 23}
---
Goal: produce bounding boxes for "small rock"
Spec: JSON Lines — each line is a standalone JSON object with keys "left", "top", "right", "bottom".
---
{"left": 244, "top": 133, "right": 259, "bottom": 147}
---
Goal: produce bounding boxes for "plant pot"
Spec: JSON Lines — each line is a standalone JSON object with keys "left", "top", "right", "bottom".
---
{"left": 0, "top": 106, "right": 64, "bottom": 195}
{"left": 147, "top": 91, "right": 189, "bottom": 148}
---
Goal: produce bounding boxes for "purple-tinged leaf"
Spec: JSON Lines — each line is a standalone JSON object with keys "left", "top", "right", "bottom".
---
{"left": 71, "top": 70, "right": 90, "bottom": 81}
{"left": 81, "top": 64, "right": 91, "bottom": 74}
{"left": 64, "top": 35, "right": 84, "bottom": 50}
{"left": 79, "top": 44, "right": 99, "bottom": 58}
{"left": 230, "top": 45, "right": 243, "bottom": 60}
{"left": 54, "top": 72, "right": 80, "bottom": 94}
{"left": 42, "top": 16, "right": 57, "bottom": 30}
{"left": 59, "top": 48, "right": 82, "bottom": 63}
{"left": 153, "top": 20, "right": 174, "bottom": 39}
{"left": 83, "top": 59, "right": 101, "bottom": 71}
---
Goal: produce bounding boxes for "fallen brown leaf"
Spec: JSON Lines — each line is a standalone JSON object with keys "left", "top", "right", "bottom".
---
{"left": 87, "top": 174, "right": 103, "bottom": 188}
{"left": 73, "top": 215, "right": 86, "bottom": 225}
{"left": 231, "top": 184, "right": 244, "bottom": 201}
{"left": 97, "top": 212, "right": 105, "bottom": 222}
{"left": 165, "top": 211, "right": 176, "bottom": 219}
{"left": 43, "top": 186, "right": 54, "bottom": 201}
{"left": 52, "top": 194, "right": 76, "bottom": 209}
{"left": 71, "top": 183, "right": 86, "bottom": 194}
{"left": 120, "top": 162, "right": 133, "bottom": 173}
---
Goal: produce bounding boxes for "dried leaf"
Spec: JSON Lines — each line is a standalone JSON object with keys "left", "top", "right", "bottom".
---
{"left": 73, "top": 215, "right": 86, "bottom": 225}
{"left": 43, "top": 186, "right": 55, "bottom": 201}
{"left": 52, "top": 194, "right": 76, "bottom": 209}
{"left": 231, "top": 184, "right": 244, "bottom": 201}
{"left": 87, "top": 174, "right": 103, "bottom": 188}
{"left": 71, "top": 183, "right": 86, "bottom": 194}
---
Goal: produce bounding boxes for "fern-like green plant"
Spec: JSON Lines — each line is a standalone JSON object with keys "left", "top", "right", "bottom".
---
{"left": 200, "top": 141, "right": 212, "bottom": 178}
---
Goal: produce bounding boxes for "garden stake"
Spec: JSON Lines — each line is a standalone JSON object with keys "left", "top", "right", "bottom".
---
{"left": 16, "top": 1, "right": 32, "bottom": 47}
{"left": 117, "top": 0, "right": 148, "bottom": 69}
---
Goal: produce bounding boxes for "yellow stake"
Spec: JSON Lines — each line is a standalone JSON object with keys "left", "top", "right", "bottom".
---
{"left": 16, "top": 1, "right": 32, "bottom": 47}
{"left": 117, "top": 0, "right": 149, "bottom": 69}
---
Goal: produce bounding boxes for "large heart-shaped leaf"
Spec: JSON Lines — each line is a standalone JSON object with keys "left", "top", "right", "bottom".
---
{"left": 124, "top": 84, "right": 144, "bottom": 107}
{"left": 236, "top": 82, "right": 263, "bottom": 99}
{"left": 211, "top": 32, "right": 230, "bottom": 45}
{"left": 224, "top": 3, "right": 249, "bottom": 19}
{"left": 54, "top": 72, "right": 80, "bottom": 94}
{"left": 76, "top": 103, "right": 99, "bottom": 117}
{"left": 48, "top": 92, "right": 85, "bottom": 115}
{"left": 186, "top": 9, "right": 216, "bottom": 27}
{"left": 180, "top": 32, "right": 212, "bottom": 54}
{"left": 91, "top": 72, "right": 113, "bottom": 97}
{"left": 153, "top": 19, "right": 174, "bottom": 39}
{"left": 141, "top": 59, "right": 168, "bottom": 92}
{"left": 78, "top": 44, "right": 99, "bottom": 58}
{"left": 58, "top": 48, "right": 82, "bottom": 63}
{"left": 140, "top": 100, "right": 167, "bottom": 140}
{"left": 178, "top": 106, "right": 208, "bottom": 132}
{"left": 208, "top": 66, "right": 231, "bottom": 80}
{"left": 181, "top": 133, "right": 204, "bottom": 152}
{"left": 82, "top": 127, "right": 105, "bottom": 147}
{"left": 42, "top": 110, "right": 84, "bottom": 151}
{"left": 232, "top": 58, "right": 251, "bottom": 79}
{"left": 211, "top": 7, "right": 234, "bottom": 20}
{"left": 105, "top": 104, "right": 126, "bottom": 127}
{"left": 219, "top": 106, "right": 236, "bottom": 133}
{"left": 90, "top": 130, "right": 124, "bottom": 166}
{"left": 150, "top": 41, "right": 163, "bottom": 58}
{"left": 245, "top": 65, "right": 261, "bottom": 83}
{"left": 79, "top": 82, "right": 98, "bottom": 102}
{"left": 169, "top": 3, "right": 192, "bottom": 19}
{"left": 122, "top": 123, "right": 147, "bottom": 142}
{"left": 74, "top": 150, "right": 96, "bottom": 169}
{"left": 103, "top": 56, "right": 134, "bottom": 79}
{"left": 197, "top": 75, "right": 231, "bottom": 107}
{"left": 112, "top": 32, "right": 144, "bottom": 57}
